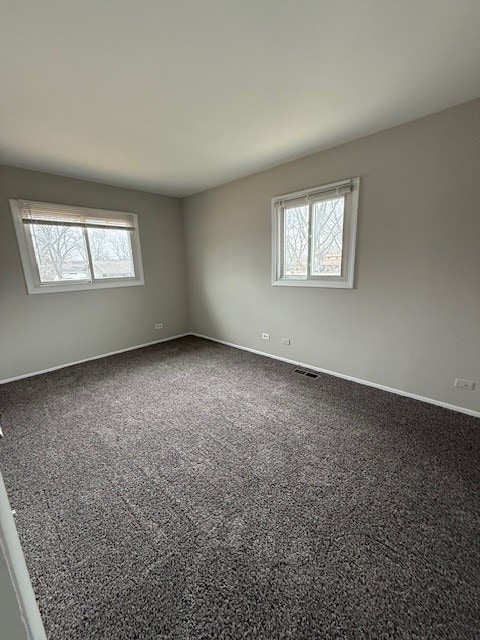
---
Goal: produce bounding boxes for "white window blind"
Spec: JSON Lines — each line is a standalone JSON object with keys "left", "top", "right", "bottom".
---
{"left": 18, "top": 200, "right": 135, "bottom": 231}
{"left": 273, "top": 180, "right": 353, "bottom": 209}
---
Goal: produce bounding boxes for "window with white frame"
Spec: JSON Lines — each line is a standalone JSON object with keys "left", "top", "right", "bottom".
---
{"left": 272, "top": 177, "right": 359, "bottom": 288}
{"left": 10, "top": 199, "right": 145, "bottom": 294}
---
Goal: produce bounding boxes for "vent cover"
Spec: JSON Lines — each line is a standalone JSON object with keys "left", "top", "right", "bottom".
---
{"left": 293, "top": 368, "right": 318, "bottom": 379}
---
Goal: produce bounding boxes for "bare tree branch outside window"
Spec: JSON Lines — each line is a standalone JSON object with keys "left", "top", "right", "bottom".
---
{"left": 31, "top": 224, "right": 89, "bottom": 281}
{"left": 284, "top": 205, "right": 308, "bottom": 275}
{"left": 312, "top": 197, "right": 344, "bottom": 275}
{"left": 30, "top": 225, "right": 135, "bottom": 282}
{"left": 88, "top": 228, "right": 134, "bottom": 278}
{"left": 283, "top": 197, "right": 344, "bottom": 276}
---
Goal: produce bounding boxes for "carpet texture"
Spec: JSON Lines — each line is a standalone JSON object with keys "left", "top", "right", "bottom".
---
{"left": 0, "top": 336, "right": 479, "bottom": 639}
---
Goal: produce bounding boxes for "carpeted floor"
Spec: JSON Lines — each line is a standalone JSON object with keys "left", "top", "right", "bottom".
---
{"left": 0, "top": 336, "right": 479, "bottom": 639}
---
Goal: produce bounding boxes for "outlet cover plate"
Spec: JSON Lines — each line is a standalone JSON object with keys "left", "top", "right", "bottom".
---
{"left": 455, "top": 378, "right": 475, "bottom": 390}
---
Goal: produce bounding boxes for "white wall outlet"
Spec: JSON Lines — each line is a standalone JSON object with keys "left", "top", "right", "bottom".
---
{"left": 261, "top": 332, "right": 270, "bottom": 340}
{"left": 155, "top": 323, "right": 163, "bottom": 330}
{"left": 454, "top": 378, "right": 475, "bottom": 391}
{"left": 282, "top": 338, "right": 291, "bottom": 345}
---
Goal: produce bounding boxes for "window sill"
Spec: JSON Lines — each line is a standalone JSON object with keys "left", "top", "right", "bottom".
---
{"left": 25, "top": 278, "right": 145, "bottom": 295}
{"left": 272, "top": 278, "right": 354, "bottom": 289}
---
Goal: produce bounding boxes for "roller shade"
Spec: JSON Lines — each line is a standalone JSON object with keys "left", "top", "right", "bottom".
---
{"left": 273, "top": 181, "right": 352, "bottom": 209}
{"left": 19, "top": 200, "right": 135, "bottom": 231}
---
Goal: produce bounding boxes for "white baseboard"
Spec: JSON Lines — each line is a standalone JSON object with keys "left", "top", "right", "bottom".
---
{"left": 191, "top": 332, "right": 480, "bottom": 419}
{"left": 0, "top": 333, "right": 190, "bottom": 384}
{"left": 2, "top": 331, "right": 478, "bottom": 419}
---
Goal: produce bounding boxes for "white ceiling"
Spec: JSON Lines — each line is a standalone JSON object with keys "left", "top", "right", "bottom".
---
{"left": 1, "top": 1, "right": 479, "bottom": 197}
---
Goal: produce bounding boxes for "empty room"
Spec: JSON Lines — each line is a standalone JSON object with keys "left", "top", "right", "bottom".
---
{"left": 1, "top": 1, "right": 479, "bottom": 639}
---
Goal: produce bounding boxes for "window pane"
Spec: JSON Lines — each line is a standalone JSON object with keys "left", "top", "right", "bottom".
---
{"left": 284, "top": 205, "right": 308, "bottom": 276}
{"left": 87, "top": 228, "right": 135, "bottom": 279}
{"left": 30, "top": 224, "right": 90, "bottom": 282}
{"left": 311, "top": 197, "right": 344, "bottom": 276}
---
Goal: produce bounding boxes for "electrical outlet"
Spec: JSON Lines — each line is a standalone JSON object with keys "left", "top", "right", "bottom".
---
{"left": 155, "top": 323, "right": 163, "bottom": 330}
{"left": 454, "top": 378, "right": 475, "bottom": 391}
{"left": 282, "top": 338, "right": 291, "bottom": 345}
{"left": 261, "top": 332, "right": 270, "bottom": 340}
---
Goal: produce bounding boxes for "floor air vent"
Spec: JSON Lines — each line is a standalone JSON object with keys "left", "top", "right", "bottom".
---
{"left": 293, "top": 368, "right": 318, "bottom": 379}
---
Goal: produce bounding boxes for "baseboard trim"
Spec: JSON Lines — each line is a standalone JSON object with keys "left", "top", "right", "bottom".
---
{"left": 3, "top": 331, "right": 478, "bottom": 418}
{"left": 0, "top": 333, "right": 190, "bottom": 384}
{"left": 191, "top": 332, "right": 480, "bottom": 419}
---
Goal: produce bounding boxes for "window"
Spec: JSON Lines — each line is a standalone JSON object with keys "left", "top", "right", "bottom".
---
{"left": 10, "top": 199, "right": 145, "bottom": 294}
{"left": 272, "top": 177, "right": 359, "bottom": 288}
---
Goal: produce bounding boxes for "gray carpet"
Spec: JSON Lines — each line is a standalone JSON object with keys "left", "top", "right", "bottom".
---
{"left": 0, "top": 336, "right": 479, "bottom": 639}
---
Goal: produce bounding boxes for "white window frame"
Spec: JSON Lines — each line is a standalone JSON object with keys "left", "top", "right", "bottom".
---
{"left": 10, "top": 199, "right": 145, "bottom": 294}
{"left": 272, "top": 177, "right": 360, "bottom": 288}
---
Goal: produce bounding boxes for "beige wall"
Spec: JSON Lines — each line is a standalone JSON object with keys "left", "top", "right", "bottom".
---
{"left": 183, "top": 99, "right": 480, "bottom": 414}
{"left": 0, "top": 165, "right": 188, "bottom": 380}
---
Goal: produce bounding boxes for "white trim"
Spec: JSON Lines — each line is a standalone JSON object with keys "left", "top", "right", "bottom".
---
{"left": 0, "top": 334, "right": 189, "bottom": 384}
{"left": 272, "top": 278, "right": 355, "bottom": 288}
{"left": 17, "top": 278, "right": 145, "bottom": 295}
{"left": 0, "top": 472, "right": 47, "bottom": 640}
{"left": 2, "top": 330, "right": 478, "bottom": 416}
{"left": 191, "top": 333, "right": 480, "bottom": 418}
